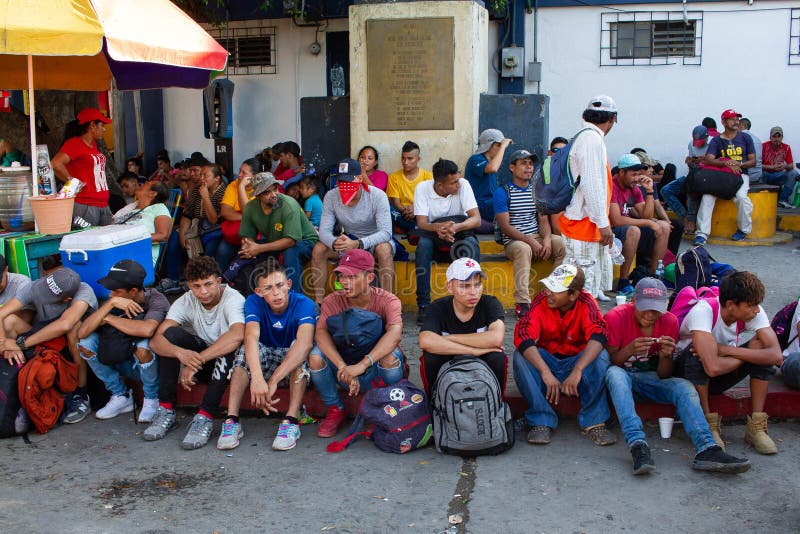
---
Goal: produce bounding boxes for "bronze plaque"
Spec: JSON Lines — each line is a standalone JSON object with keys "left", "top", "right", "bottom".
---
{"left": 367, "top": 17, "right": 454, "bottom": 131}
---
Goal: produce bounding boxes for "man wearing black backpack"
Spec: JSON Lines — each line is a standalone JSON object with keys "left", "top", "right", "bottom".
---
{"left": 76, "top": 260, "right": 169, "bottom": 424}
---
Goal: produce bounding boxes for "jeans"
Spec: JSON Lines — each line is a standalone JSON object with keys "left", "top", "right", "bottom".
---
{"left": 156, "top": 326, "right": 235, "bottom": 413}
{"left": 282, "top": 239, "right": 315, "bottom": 291}
{"left": 512, "top": 349, "right": 610, "bottom": 429}
{"left": 782, "top": 353, "right": 800, "bottom": 389}
{"left": 166, "top": 229, "right": 186, "bottom": 280}
{"left": 215, "top": 239, "right": 239, "bottom": 272}
{"left": 309, "top": 346, "right": 405, "bottom": 407}
{"left": 414, "top": 236, "right": 480, "bottom": 308}
{"left": 78, "top": 332, "right": 159, "bottom": 400}
{"left": 201, "top": 228, "right": 222, "bottom": 261}
{"left": 763, "top": 169, "right": 799, "bottom": 202}
{"left": 605, "top": 367, "right": 716, "bottom": 453}
{"left": 660, "top": 175, "right": 698, "bottom": 222}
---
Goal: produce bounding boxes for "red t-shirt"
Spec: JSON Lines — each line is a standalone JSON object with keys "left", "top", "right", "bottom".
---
{"left": 761, "top": 142, "right": 794, "bottom": 167}
{"left": 604, "top": 302, "right": 679, "bottom": 371}
{"left": 610, "top": 177, "right": 644, "bottom": 218}
{"left": 60, "top": 137, "right": 110, "bottom": 207}
{"left": 514, "top": 290, "right": 607, "bottom": 358}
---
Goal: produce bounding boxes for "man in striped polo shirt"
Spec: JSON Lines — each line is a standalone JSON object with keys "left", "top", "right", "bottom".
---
{"left": 494, "top": 149, "right": 565, "bottom": 318}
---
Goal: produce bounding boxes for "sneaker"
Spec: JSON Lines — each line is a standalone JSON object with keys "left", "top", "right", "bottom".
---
{"left": 778, "top": 200, "right": 795, "bottom": 209}
{"left": 182, "top": 413, "right": 214, "bottom": 450}
{"left": 692, "top": 445, "right": 751, "bottom": 473}
{"left": 157, "top": 278, "right": 184, "bottom": 295}
{"left": 272, "top": 419, "right": 301, "bottom": 450}
{"left": 416, "top": 306, "right": 428, "bottom": 326}
{"left": 138, "top": 398, "right": 160, "bottom": 424}
{"left": 693, "top": 235, "right": 707, "bottom": 247}
{"left": 216, "top": 417, "right": 243, "bottom": 450}
{"left": 514, "top": 303, "right": 530, "bottom": 319}
{"left": 745, "top": 412, "right": 778, "bottom": 455}
{"left": 595, "top": 292, "right": 612, "bottom": 302}
{"left": 95, "top": 391, "right": 134, "bottom": 420}
{"left": 730, "top": 230, "right": 747, "bottom": 241}
{"left": 143, "top": 406, "right": 178, "bottom": 441}
{"left": 583, "top": 424, "right": 617, "bottom": 446}
{"left": 631, "top": 442, "right": 656, "bottom": 475}
{"left": 317, "top": 405, "right": 346, "bottom": 438}
{"left": 618, "top": 285, "right": 635, "bottom": 297}
{"left": 63, "top": 393, "right": 91, "bottom": 424}
{"left": 526, "top": 425, "right": 552, "bottom": 445}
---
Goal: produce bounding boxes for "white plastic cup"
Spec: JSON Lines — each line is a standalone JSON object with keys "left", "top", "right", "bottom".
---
{"left": 659, "top": 417, "right": 674, "bottom": 439}
{"left": 615, "top": 295, "right": 627, "bottom": 306}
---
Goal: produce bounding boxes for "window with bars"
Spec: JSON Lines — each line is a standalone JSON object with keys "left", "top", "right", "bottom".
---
{"left": 601, "top": 11, "right": 702, "bottom": 66}
{"left": 791, "top": 8, "right": 800, "bottom": 65}
{"left": 208, "top": 23, "right": 277, "bottom": 75}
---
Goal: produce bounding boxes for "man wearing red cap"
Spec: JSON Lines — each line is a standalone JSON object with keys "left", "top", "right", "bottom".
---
{"left": 309, "top": 249, "right": 404, "bottom": 438}
{"left": 695, "top": 109, "right": 755, "bottom": 244}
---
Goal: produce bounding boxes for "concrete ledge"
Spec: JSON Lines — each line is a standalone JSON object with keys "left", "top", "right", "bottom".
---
{"left": 778, "top": 212, "right": 800, "bottom": 233}
{"left": 685, "top": 231, "right": 793, "bottom": 247}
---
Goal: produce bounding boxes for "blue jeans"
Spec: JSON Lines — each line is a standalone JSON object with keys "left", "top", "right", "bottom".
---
{"left": 763, "top": 170, "right": 799, "bottom": 202}
{"left": 78, "top": 333, "right": 159, "bottom": 400}
{"left": 215, "top": 239, "right": 239, "bottom": 272}
{"left": 309, "top": 346, "right": 405, "bottom": 407}
{"left": 605, "top": 367, "right": 716, "bottom": 453}
{"left": 513, "top": 349, "right": 610, "bottom": 429}
{"left": 390, "top": 205, "right": 416, "bottom": 233}
{"left": 201, "top": 228, "right": 223, "bottom": 260}
{"left": 282, "top": 239, "right": 315, "bottom": 291}
{"left": 414, "top": 236, "right": 480, "bottom": 308}
{"left": 166, "top": 229, "right": 185, "bottom": 280}
{"left": 660, "top": 175, "right": 698, "bottom": 222}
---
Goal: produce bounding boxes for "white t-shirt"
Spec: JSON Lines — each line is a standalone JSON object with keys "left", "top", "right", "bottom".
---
{"left": 677, "top": 299, "right": 770, "bottom": 351}
{"left": 413, "top": 178, "right": 478, "bottom": 222}
{"left": 783, "top": 299, "right": 800, "bottom": 356}
{"left": 166, "top": 285, "right": 245, "bottom": 345}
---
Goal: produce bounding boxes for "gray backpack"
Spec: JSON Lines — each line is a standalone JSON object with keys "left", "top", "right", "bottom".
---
{"left": 431, "top": 357, "right": 515, "bottom": 456}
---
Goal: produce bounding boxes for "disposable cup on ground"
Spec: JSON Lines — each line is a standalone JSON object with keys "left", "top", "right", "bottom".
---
{"left": 615, "top": 295, "right": 626, "bottom": 306}
{"left": 658, "top": 417, "right": 674, "bottom": 439}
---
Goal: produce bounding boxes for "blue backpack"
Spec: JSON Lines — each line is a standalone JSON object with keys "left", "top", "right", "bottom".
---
{"left": 675, "top": 245, "right": 713, "bottom": 292}
{"left": 534, "top": 128, "right": 593, "bottom": 215}
{"left": 326, "top": 379, "right": 433, "bottom": 454}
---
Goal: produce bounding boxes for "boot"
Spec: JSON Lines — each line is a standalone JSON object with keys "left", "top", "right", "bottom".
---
{"left": 745, "top": 412, "right": 778, "bottom": 455}
{"left": 705, "top": 412, "right": 724, "bottom": 449}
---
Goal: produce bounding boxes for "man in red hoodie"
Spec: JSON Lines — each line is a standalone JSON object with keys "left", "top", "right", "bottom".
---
{"left": 513, "top": 264, "right": 615, "bottom": 446}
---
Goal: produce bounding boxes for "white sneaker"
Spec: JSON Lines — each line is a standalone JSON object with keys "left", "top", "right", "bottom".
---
{"left": 95, "top": 392, "right": 134, "bottom": 420}
{"left": 272, "top": 419, "right": 301, "bottom": 451}
{"left": 596, "top": 292, "right": 612, "bottom": 302}
{"left": 138, "top": 398, "right": 160, "bottom": 424}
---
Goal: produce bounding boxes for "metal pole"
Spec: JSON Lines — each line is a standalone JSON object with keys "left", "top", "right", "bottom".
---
{"left": 27, "top": 55, "right": 39, "bottom": 198}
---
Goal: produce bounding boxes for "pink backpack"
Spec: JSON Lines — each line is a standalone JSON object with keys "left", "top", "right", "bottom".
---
{"left": 670, "top": 285, "right": 744, "bottom": 332}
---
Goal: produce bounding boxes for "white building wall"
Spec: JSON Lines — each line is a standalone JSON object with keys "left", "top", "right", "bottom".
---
{"left": 526, "top": 2, "right": 800, "bottom": 173}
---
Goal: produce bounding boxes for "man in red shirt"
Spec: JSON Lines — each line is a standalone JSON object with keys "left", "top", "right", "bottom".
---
{"left": 762, "top": 126, "right": 799, "bottom": 208}
{"left": 513, "top": 264, "right": 615, "bottom": 446}
{"left": 604, "top": 278, "right": 750, "bottom": 475}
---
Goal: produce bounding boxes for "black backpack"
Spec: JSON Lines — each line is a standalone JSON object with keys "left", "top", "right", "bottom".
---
{"left": 0, "top": 360, "right": 22, "bottom": 438}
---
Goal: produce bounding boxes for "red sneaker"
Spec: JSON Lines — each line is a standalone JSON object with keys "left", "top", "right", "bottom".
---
{"left": 317, "top": 405, "right": 346, "bottom": 438}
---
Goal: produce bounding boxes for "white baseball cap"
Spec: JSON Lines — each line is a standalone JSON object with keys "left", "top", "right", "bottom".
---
{"left": 446, "top": 258, "right": 486, "bottom": 282}
{"left": 586, "top": 95, "right": 617, "bottom": 113}
{"left": 540, "top": 264, "right": 579, "bottom": 293}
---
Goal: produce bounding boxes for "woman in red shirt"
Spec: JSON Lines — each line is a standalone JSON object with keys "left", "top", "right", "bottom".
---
{"left": 51, "top": 108, "right": 114, "bottom": 228}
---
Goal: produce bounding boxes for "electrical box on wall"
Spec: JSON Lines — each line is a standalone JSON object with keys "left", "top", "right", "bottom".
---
{"left": 527, "top": 62, "right": 542, "bottom": 82}
{"left": 501, "top": 47, "right": 524, "bottom": 78}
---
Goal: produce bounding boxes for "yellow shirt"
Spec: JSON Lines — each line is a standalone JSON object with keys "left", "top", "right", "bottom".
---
{"left": 386, "top": 169, "right": 433, "bottom": 207}
{"left": 221, "top": 180, "right": 255, "bottom": 213}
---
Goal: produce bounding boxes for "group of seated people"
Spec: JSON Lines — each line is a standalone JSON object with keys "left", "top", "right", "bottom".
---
{"left": 1, "top": 245, "right": 796, "bottom": 476}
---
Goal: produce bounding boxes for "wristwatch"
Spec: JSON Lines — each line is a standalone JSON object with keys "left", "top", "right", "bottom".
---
{"left": 16, "top": 334, "right": 28, "bottom": 351}
{"left": 645, "top": 191, "right": 654, "bottom": 196}
{"left": 356, "top": 239, "right": 364, "bottom": 249}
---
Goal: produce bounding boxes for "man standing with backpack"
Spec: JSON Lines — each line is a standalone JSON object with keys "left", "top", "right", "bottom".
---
{"left": 556, "top": 96, "right": 617, "bottom": 301}
{"left": 674, "top": 271, "right": 783, "bottom": 454}
{"left": 494, "top": 149, "right": 565, "bottom": 318}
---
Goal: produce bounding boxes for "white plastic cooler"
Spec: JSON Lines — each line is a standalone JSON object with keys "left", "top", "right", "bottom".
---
{"left": 59, "top": 225, "right": 154, "bottom": 298}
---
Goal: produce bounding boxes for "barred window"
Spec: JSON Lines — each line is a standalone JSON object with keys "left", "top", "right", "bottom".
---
{"left": 208, "top": 22, "right": 277, "bottom": 75}
{"left": 791, "top": 8, "right": 800, "bottom": 65}
{"left": 601, "top": 11, "right": 703, "bottom": 66}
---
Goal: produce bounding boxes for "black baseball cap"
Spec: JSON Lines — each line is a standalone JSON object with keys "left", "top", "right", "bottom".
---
{"left": 97, "top": 260, "right": 147, "bottom": 290}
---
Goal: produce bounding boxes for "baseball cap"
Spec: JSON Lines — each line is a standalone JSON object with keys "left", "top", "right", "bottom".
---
{"left": 188, "top": 151, "right": 211, "bottom": 167}
{"left": 31, "top": 268, "right": 81, "bottom": 304}
{"left": 76, "top": 108, "right": 111, "bottom": 125}
{"left": 333, "top": 249, "right": 375, "bottom": 276}
{"left": 97, "top": 260, "right": 146, "bottom": 290}
{"left": 475, "top": 129, "right": 505, "bottom": 154}
{"left": 692, "top": 125, "right": 709, "bottom": 147}
{"left": 633, "top": 150, "right": 659, "bottom": 168}
{"left": 509, "top": 149, "right": 539, "bottom": 164}
{"left": 252, "top": 172, "right": 278, "bottom": 196}
{"left": 335, "top": 158, "right": 362, "bottom": 182}
{"left": 586, "top": 95, "right": 617, "bottom": 113}
{"left": 770, "top": 126, "right": 784, "bottom": 137}
{"left": 720, "top": 109, "right": 742, "bottom": 120}
{"left": 618, "top": 153, "right": 647, "bottom": 171}
{"left": 283, "top": 172, "right": 304, "bottom": 189}
{"left": 540, "top": 264, "right": 578, "bottom": 293}
{"left": 445, "top": 257, "right": 486, "bottom": 283}
{"left": 634, "top": 278, "right": 668, "bottom": 314}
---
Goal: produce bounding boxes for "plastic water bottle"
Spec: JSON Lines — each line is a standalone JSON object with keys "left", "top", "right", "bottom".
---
{"left": 306, "top": 163, "right": 315, "bottom": 176}
{"left": 655, "top": 259, "right": 664, "bottom": 280}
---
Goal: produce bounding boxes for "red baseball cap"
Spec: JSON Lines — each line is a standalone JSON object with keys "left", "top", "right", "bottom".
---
{"left": 334, "top": 249, "right": 374, "bottom": 276}
{"left": 720, "top": 109, "right": 741, "bottom": 120}
{"left": 77, "top": 108, "right": 111, "bottom": 125}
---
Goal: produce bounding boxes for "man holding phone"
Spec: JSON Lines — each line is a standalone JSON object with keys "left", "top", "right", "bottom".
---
{"left": 604, "top": 278, "right": 750, "bottom": 475}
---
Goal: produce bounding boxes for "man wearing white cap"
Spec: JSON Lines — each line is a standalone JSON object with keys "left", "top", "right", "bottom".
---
{"left": 465, "top": 128, "right": 513, "bottom": 228}
{"left": 513, "top": 264, "right": 615, "bottom": 446}
{"left": 557, "top": 96, "right": 618, "bottom": 301}
{"left": 419, "top": 257, "right": 506, "bottom": 394}
{"left": 604, "top": 278, "right": 750, "bottom": 475}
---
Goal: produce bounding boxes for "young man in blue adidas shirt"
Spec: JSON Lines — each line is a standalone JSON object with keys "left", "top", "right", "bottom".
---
{"left": 465, "top": 128, "right": 512, "bottom": 228}
{"left": 218, "top": 261, "right": 316, "bottom": 451}
{"left": 494, "top": 149, "right": 565, "bottom": 318}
